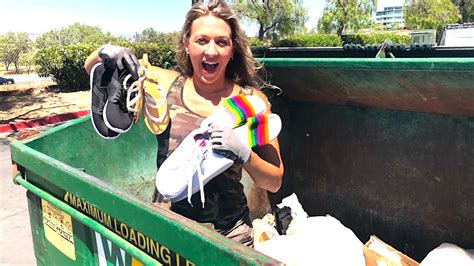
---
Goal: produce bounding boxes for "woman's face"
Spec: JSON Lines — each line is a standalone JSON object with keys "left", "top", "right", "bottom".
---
{"left": 186, "top": 15, "right": 234, "bottom": 86}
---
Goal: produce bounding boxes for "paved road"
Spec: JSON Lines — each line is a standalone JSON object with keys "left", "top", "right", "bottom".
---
{"left": 0, "top": 138, "right": 36, "bottom": 265}
{"left": 3, "top": 74, "right": 52, "bottom": 84}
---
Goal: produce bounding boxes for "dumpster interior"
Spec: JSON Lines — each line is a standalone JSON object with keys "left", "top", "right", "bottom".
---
{"left": 263, "top": 58, "right": 474, "bottom": 262}
{"left": 25, "top": 119, "right": 159, "bottom": 201}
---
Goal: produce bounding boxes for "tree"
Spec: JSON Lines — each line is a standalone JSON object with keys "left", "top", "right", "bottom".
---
{"left": 35, "top": 23, "right": 126, "bottom": 48}
{"left": 0, "top": 32, "right": 31, "bottom": 72}
{"left": 135, "top": 27, "right": 160, "bottom": 43}
{"left": 451, "top": 0, "right": 474, "bottom": 23}
{"left": 133, "top": 28, "right": 179, "bottom": 45}
{"left": 19, "top": 51, "right": 35, "bottom": 73}
{"left": 404, "top": 0, "right": 460, "bottom": 42}
{"left": 318, "top": 0, "right": 377, "bottom": 37}
{"left": 233, "top": 0, "right": 308, "bottom": 41}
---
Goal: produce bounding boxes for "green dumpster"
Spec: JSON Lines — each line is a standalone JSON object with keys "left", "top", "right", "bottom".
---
{"left": 10, "top": 117, "right": 280, "bottom": 265}
{"left": 11, "top": 56, "right": 474, "bottom": 264}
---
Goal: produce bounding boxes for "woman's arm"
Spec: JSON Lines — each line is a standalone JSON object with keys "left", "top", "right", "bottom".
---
{"left": 243, "top": 89, "right": 284, "bottom": 193}
{"left": 84, "top": 50, "right": 101, "bottom": 74}
{"left": 244, "top": 138, "right": 284, "bottom": 193}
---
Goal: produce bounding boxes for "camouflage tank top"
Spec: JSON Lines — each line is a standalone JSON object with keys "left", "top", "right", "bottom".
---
{"left": 156, "top": 75, "right": 253, "bottom": 230}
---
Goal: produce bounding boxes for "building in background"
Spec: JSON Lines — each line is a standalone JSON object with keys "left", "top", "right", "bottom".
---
{"left": 375, "top": 5, "right": 405, "bottom": 28}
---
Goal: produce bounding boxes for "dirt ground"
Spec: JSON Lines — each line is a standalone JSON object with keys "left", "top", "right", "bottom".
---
{"left": 0, "top": 81, "right": 90, "bottom": 123}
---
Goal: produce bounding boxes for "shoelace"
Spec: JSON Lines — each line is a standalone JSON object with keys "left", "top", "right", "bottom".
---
{"left": 144, "top": 92, "right": 167, "bottom": 123}
{"left": 123, "top": 67, "right": 147, "bottom": 113}
{"left": 123, "top": 67, "right": 168, "bottom": 123}
{"left": 187, "top": 139, "right": 208, "bottom": 207}
{"left": 164, "top": 133, "right": 209, "bottom": 207}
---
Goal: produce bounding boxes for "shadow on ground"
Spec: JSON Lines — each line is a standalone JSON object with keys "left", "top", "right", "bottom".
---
{"left": 0, "top": 88, "right": 49, "bottom": 114}
{"left": 0, "top": 84, "right": 89, "bottom": 123}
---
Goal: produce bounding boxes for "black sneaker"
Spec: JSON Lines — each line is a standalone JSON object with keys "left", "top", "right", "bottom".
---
{"left": 103, "top": 67, "right": 135, "bottom": 133}
{"left": 90, "top": 63, "right": 120, "bottom": 139}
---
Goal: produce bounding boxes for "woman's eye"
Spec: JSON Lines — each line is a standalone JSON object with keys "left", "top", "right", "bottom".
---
{"left": 217, "top": 40, "right": 229, "bottom": 46}
{"left": 197, "top": 38, "right": 207, "bottom": 45}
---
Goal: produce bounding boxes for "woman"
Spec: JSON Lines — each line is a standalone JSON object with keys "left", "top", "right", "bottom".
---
{"left": 85, "top": 0, "right": 283, "bottom": 246}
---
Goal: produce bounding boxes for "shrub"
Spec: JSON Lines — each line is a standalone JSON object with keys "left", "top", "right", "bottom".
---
{"left": 35, "top": 44, "right": 96, "bottom": 91}
{"left": 248, "top": 38, "right": 266, "bottom": 47}
{"left": 342, "top": 33, "right": 410, "bottom": 45}
{"left": 272, "top": 34, "right": 342, "bottom": 47}
{"left": 129, "top": 42, "right": 176, "bottom": 69}
{"left": 35, "top": 42, "right": 178, "bottom": 91}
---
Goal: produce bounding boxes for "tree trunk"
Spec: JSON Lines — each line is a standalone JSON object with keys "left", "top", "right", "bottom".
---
{"left": 460, "top": 0, "right": 466, "bottom": 23}
{"left": 337, "top": 25, "right": 344, "bottom": 37}
{"left": 258, "top": 23, "right": 265, "bottom": 41}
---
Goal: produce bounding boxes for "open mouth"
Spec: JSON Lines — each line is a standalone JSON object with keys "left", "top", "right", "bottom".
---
{"left": 202, "top": 62, "right": 218, "bottom": 73}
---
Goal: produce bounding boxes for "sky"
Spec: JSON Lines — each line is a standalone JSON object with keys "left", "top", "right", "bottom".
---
{"left": 1, "top": 0, "right": 403, "bottom": 38}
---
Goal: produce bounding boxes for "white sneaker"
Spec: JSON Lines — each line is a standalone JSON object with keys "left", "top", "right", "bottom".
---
{"left": 156, "top": 128, "right": 234, "bottom": 206}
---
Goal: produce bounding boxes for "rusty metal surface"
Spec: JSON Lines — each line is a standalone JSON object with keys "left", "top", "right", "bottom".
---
{"left": 272, "top": 100, "right": 474, "bottom": 261}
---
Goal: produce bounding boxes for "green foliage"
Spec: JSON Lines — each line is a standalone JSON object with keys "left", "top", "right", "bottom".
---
{"left": 272, "top": 34, "right": 342, "bottom": 47}
{"left": 133, "top": 28, "right": 179, "bottom": 44}
{"left": 4, "top": 23, "right": 179, "bottom": 91}
{"left": 233, "top": 0, "right": 308, "bottom": 41}
{"left": 463, "top": 2, "right": 474, "bottom": 22}
{"left": 19, "top": 51, "right": 35, "bottom": 73}
{"left": 404, "top": 0, "right": 460, "bottom": 42}
{"left": 451, "top": 0, "right": 474, "bottom": 23}
{"left": 248, "top": 38, "right": 266, "bottom": 47}
{"left": 342, "top": 33, "right": 410, "bottom": 45}
{"left": 135, "top": 27, "right": 160, "bottom": 43}
{"left": 35, "top": 23, "right": 127, "bottom": 48}
{"left": 129, "top": 43, "right": 177, "bottom": 69}
{"left": 0, "top": 32, "right": 32, "bottom": 72}
{"left": 35, "top": 44, "right": 96, "bottom": 90}
{"left": 34, "top": 42, "right": 177, "bottom": 91}
{"left": 318, "top": 0, "right": 377, "bottom": 36}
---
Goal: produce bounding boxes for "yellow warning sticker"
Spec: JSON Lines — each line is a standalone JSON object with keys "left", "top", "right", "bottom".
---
{"left": 41, "top": 199, "right": 76, "bottom": 261}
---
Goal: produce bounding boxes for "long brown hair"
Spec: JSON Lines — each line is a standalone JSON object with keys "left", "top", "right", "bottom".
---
{"left": 176, "top": 0, "right": 262, "bottom": 88}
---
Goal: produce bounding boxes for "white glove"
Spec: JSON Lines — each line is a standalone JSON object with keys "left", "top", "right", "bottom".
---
{"left": 208, "top": 125, "right": 251, "bottom": 164}
{"left": 98, "top": 44, "right": 139, "bottom": 79}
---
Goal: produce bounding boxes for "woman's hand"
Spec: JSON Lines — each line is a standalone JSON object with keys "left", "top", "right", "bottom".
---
{"left": 209, "top": 125, "right": 251, "bottom": 164}
{"left": 98, "top": 44, "right": 139, "bottom": 79}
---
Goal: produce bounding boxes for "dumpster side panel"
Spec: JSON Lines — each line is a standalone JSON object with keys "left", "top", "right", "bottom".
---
{"left": 27, "top": 190, "right": 97, "bottom": 265}
{"left": 27, "top": 191, "right": 47, "bottom": 266}
{"left": 261, "top": 58, "right": 474, "bottom": 117}
{"left": 279, "top": 101, "right": 474, "bottom": 261}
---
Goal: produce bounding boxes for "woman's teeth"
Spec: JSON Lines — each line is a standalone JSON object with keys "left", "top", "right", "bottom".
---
{"left": 202, "top": 62, "right": 218, "bottom": 72}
